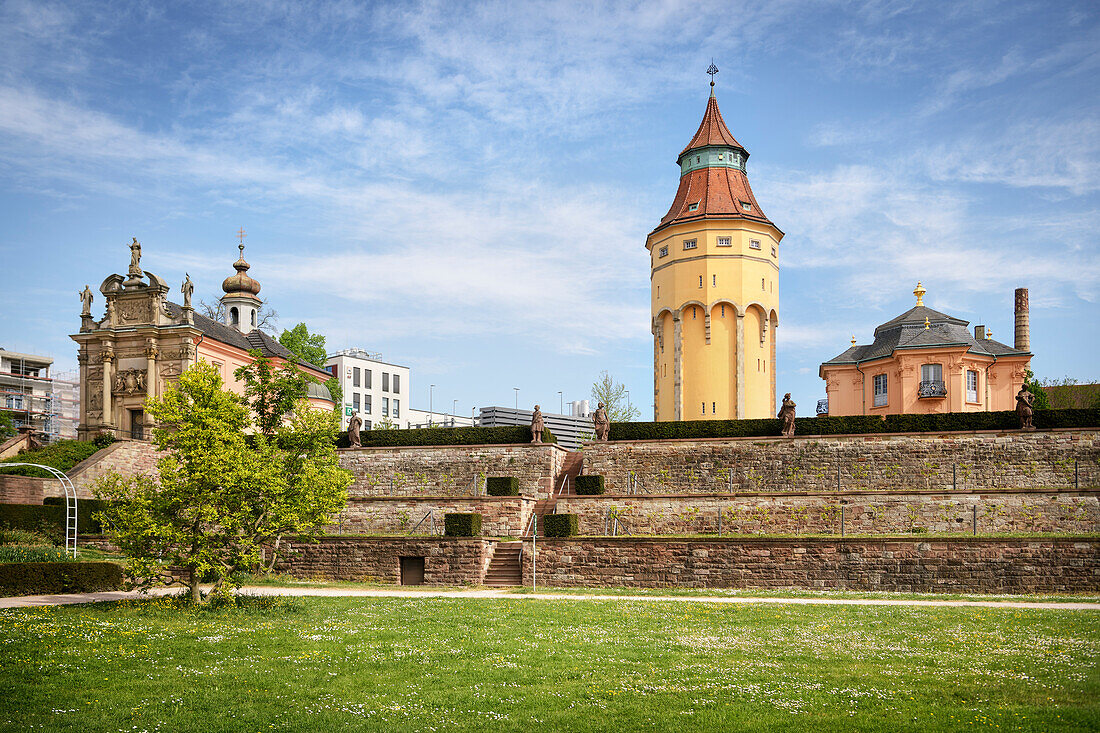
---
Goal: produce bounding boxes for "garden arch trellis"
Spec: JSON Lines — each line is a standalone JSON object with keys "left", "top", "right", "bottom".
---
{"left": 3, "top": 463, "right": 78, "bottom": 557}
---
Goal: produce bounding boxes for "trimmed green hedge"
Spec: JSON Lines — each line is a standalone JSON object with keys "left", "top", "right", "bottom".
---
{"left": 338, "top": 426, "right": 557, "bottom": 448}
{"left": 444, "top": 513, "right": 482, "bottom": 537}
{"left": 607, "top": 408, "right": 1100, "bottom": 441}
{"left": 0, "top": 503, "right": 63, "bottom": 534}
{"left": 43, "top": 497, "right": 111, "bottom": 533}
{"left": 485, "top": 477, "right": 520, "bottom": 496}
{"left": 0, "top": 561, "right": 123, "bottom": 596}
{"left": 541, "top": 514, "right": 578, "bottom": 537}
{"left": 574, "top": 475, "right": 606, "bottom": 495}
{"left": 0, "top": 439, "right": 101, "bottom": 477}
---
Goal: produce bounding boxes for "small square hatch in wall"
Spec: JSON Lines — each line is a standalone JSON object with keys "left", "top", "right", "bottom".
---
{"left": 400, "top": 556, "right": 425, "bottom": 585}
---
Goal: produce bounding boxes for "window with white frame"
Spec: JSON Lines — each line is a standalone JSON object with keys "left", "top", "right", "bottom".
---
{"left": 741, "top": 201, "right": 752, "bottom": 211}
{"left": 382, "top": 397, "right": 389, "bottom": 416}
{"left": 393, "top": 399, "right": 400, "bottom": 418}
{"left": 659, "top": 245, "right": 669, "bottom": 257}
{"left": 364, "top": 394, "right": 371, "bottom": 414}
{"left": 967, "top": 370, "right": 979, "bottom": 402}
{"left": 393, "top": 374, "right": 400, "bottom": 394}
{"left": 364, "top": 369, "right": 372, "bottom": 389}
{"left": 717, "top": 236, "right": 731, "bottom": 247}
{"left": 352, "top": 393, "right": 360, "bottom": 411}
{"left": 687, "top": 202, "right": 699, "bottom": 212}
{"left": 683, "top": 239, "right": 697, "bottom": 250}
{"left": 873, "top": 374, "right": 888, "bottom": 407}
{"left": 353, "top": 367, "right": 360, "bottom": 387}
{"left": 749, "top": 239, "right": 761, "bottom": 250}
{"left": 771, "top": 245, "right": 777, "bottom": 257}
{"left": 382, "top": 372, "right": 390, "bottom": 392}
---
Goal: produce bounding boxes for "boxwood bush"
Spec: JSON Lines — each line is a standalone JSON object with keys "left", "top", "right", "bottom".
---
{"left": 0, "top": 503, "right": 63, "bottom": 535}
{"left": 43, "top": 497, "right": 112, "bottom": 533}
{"left": 485, "top": 477, "right": 520, "bottom": 496}
{"left": 443, "top": 513, "right": 483, "bottom": 537}
{"left": 574, "top": 475, "right": 606, "bottom": 495}
{"left": 0, "top": 439, "right": 102, "bottom": 477}
{"left": 607, "top": 408, "right": 1100, "bottom": 441}
{"left": 0, "top": 561, "right": 122, "bottom": 596}
{"left": 541, "top": 514, "right": 578, "bottom": 537}
{"left": 338, "top": 426, "right": 556, "bottom": 449}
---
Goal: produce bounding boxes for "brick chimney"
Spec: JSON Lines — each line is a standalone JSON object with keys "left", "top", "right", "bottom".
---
{"left": 1014, "top": 287, "right": 1030, "bottom": 352}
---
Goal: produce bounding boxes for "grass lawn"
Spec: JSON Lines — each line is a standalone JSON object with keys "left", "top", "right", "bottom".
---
{"left": 1, "top": 596, "right": 1097, "bottom": 732}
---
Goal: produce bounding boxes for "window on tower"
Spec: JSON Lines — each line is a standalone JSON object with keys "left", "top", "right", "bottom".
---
{"left": 741, "top": 201, "right": 752, "bottom": 211}
{"left": 683, "top": 239, "right": 697, "bottom": 250}
{"left": 771, "top": 245, "right": 777, "bottom": 257}
{"left": 687, "top": 202, "right": 699, "bottom": 212}
{"left": 717, "top": 237, "right": 731, "bottom": 247}
{"left": 749, "top": 240, "right": 761, "bottom": 250}
{"left": 659, "top": 246, "right": 669, "bottom": 258}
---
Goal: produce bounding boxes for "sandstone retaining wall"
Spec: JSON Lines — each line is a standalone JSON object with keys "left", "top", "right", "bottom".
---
{"left": 339, "top": 444, "right": 568, "bottom": 499}
{"left": 275, "top": 537, "right": 496, "bottom": 584}
{"left": 0, "top": 474, "right": 49, "bottom": 504}
{"left": 67, "top": 440, "right": 160, "bottom": 497}
{"left": 334, "top": 497, "right": 535, "bottom": 537}
{"left": 580, "top": 429, "right": 1100, "bottom": 494}
{"left": 522, "top": 537, "right": 1100, "bottom": 593}
{"left": 555, "top": 490, "right": 1100, "bottom": 536}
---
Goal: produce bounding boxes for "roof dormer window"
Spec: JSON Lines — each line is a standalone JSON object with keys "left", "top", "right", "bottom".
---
{"left": 741, "top": 201, "right": 752, "bottom": 211}
{"left": 687, "top": 202, "right": 699, "bottom": 212}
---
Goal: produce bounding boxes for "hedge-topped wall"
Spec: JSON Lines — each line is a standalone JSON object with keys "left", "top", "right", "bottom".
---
{"left": 608, "top": 409, "right": 1100, "bottom": 441}
{"left": 339, "top": 426, "right": 556, "bottom": 449}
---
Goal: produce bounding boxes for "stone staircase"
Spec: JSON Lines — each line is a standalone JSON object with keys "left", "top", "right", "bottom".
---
{"left": 483, "top": 541, "right": 523, "bottom": 586}
{"left": 524, "top": 450, "right": 586, "bottom": 537}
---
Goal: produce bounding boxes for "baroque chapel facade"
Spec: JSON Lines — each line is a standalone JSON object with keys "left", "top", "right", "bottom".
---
{"left": 649, "top": 81, "right": 782, "bottom": 421}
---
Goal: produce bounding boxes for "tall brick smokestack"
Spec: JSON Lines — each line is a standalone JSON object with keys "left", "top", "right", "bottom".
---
{"left": 1014, "top": 287, "right": 1030, "bottom": 352}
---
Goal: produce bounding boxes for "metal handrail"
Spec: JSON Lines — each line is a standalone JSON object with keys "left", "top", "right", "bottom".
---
{"left": 3, "top": 463, "right": 78, "bottom": 556}
{"left": 407, "top": 510, "right": 436, "bottom": 535}
{"left": 918, "top": 380, "right": 947, "bottom": 398}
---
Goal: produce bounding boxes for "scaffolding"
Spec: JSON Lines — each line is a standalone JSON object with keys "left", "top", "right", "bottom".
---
{"left": 0, "top": 348, "right": 60, "bottom": 442}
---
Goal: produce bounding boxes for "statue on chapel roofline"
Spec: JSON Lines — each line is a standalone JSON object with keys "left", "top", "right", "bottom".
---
{"left": 79, "top": 285, "right": 93, "bottom": 315}
{"left": 778, "top": 393, "right": 797, "bottom": 438}
{"left": 592, "top": 402, "right": 610, "bottom": 442}
{"left": 530, "top": 405, "right": 544, "bottom": 444}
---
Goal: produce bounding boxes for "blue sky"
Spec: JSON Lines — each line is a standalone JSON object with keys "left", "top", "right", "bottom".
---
{"left": 1, "top": 0, "right": 1097, "bottom": 419}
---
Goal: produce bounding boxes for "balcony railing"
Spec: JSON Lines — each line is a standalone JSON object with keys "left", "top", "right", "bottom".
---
{"left": 918, "top": 380, "right": 947, "bottom": 398}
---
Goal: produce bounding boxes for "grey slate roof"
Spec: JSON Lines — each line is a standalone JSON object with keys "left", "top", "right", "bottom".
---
{"left": 823, "top": 304, "right": 1030, "bottom": 366}
{"left": 164, "top": 302, "right": 335, "bottom": 391}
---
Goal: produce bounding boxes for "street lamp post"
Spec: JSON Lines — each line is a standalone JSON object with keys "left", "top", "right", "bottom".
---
{"left": 513, "top": 387, "right": 519, "bottom": 410}
{"left": 558, "top": 391, "right": 563, "bottom": 415}
{"left": 429, "top": 384, "right": 435, "bottom": 427}
{"left": 625, "top": 390, "right": 631, "bottom": 419}
{"left": 452, "top": 399, "right": 457, "bottom": 424}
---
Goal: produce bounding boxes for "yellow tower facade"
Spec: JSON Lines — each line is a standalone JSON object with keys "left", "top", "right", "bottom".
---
{"left": 648, "top": 84, "right": 783, "bottom": 421}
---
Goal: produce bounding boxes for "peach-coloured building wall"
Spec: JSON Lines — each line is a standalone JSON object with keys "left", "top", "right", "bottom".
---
{"left": 196, "top": 340, "right": 334, "bottom": 412}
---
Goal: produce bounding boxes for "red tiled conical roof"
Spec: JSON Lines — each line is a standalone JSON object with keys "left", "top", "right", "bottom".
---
{"left": 678, "top": 93, "right": 743, "bottom": 158}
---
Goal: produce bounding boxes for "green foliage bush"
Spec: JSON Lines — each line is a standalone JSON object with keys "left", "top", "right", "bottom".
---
{"left": 338, "top": 426, "right": 557, "bottom": 448}
{"left": 93, "top": 432, "right": 117, "bottom": 449}
{"left": 574, "top": 475, "right": 606, "bottom": 495}
{"left": 0, "top": 561, "right": 122, "bottom": 596}
{"left": 485, "top": 477, "right": 520, "bottom": 496}
{"left": 541, "top": 514, "right": 578, "bottom": 537}
{"left": 0, "top": 439, "right": 101, "bottom": 477}
{"left": 0, "top": 545, "right": 72, "bottom": 563}
{"left": 43, "top": 497, "right": 111, "bottom": 533}
{"left": 0, "top": 503, "right": 63, "bottom": 535}
{"left": 443, "top": 513, "right": 482, "bottom": 537}
{"left": 608, "top": 409, "right": 1100, "bottom": 441}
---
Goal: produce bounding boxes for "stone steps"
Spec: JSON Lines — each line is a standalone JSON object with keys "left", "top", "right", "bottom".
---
{"left": 483, "top": 542, "right": 523, "bottom": 586}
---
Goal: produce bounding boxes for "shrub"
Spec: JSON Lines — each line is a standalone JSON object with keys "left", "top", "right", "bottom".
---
{"left": 443, "top": 513, "right": 482, "bottom": 537}
{"left": 0, "top": 503, "right": 64, "bottom": 536}
{"left": 606, "top": 409, "right": 1100, "bottom": 441}
{"left": 541, "top": 514, "right": 578, "bottom": 537}
{"left": 0, "top": 439, "right": 101, "bottom": 477}
{"left": 43, "top": 497, "right": 112, "bottom": 533}
{"left": 485, "top": 477, "right": 520, "bottom": 496}
{"left": 338, "top": 426, "right": 557, "bottom": 448}
{"left": 0, "top": 545, "right": 72, "bottom": 563}
{"left": 574, "top": 475, "right": 606, "bottom": 495}
{"left": 93, "top": 432, "right": 117, "bottom": 449}
{"left": 0, "top": 561, "right": 122, "bottom": 596}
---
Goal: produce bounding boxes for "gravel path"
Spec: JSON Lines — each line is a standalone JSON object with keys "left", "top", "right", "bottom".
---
{"left": 3, "top": 586, "right": 1099, "bottom": 610}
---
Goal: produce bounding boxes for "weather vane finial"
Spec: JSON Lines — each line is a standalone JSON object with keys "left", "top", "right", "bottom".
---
{"left": 706, "top": 59, "right": 719, "bottom": 93}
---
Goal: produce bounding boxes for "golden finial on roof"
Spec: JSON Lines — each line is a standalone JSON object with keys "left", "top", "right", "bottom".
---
{"left": 850, "top": 335, "right": 856, "bottom": 346}
{"left": 914, "top": 281, "right": 926, "bottom": 306}
{"left": 986, "top": 327, "right": 992, "bottom": 339}
{"left": 924, "top": 316, "right": 930, "bottom": 330}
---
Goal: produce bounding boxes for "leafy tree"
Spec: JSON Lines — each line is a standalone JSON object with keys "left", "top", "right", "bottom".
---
{"left": 373, "top": 416, "right": 398, "bottom": 430}
{"left": 278, "top": 322, "right": 328, "bottom": 368}
{"left": 324, "top": 375, "right": 343, "bottom": 412}
{"left": 1024, "top": 369, "right": 1050, "bottom": 410}
{"left": 0, "top": 410, "right": 14, "bottom": 440}
{"left": 1039, "top": 376, "right": 1100, "bottom": 410}
{"left": 590, "top": 370, "right": 640, "bottom": 422}
{"left": 235, "top": 350, "right": 315, "bottom": 437}
{"left": 94, "top": 363, "right": 350, "bottom": 603}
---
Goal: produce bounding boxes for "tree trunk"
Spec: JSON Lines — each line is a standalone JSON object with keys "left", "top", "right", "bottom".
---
{"left": 264, "top": 534, "right": 283, "bottom": 574}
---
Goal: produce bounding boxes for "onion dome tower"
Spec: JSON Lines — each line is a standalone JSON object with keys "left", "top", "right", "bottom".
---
{"left": 220, "top": 239, "right": 262, "bottom": 333}
{"left": 648, "top": 66, "right": 783, "bottom": 421}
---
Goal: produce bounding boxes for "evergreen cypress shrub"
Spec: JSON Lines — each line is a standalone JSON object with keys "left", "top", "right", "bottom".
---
{"left": 443, "top": 513, "right": 482, "bottom": 537}
{"left": 574, "top": 475, "right": 606, "bottom": 495}
{"left": 541, "top": 514, "right": 578, "bottom": 537}
{"left": 0, "top": 561, "right": 123, "bottom": 596}
{"left": 485, "top": 477, "right": 520, "bottom": 496}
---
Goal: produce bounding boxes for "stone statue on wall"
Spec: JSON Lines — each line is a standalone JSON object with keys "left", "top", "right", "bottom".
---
{"left": 79, "top": 285, "right": 93, "bottom": 316}
{"left": 778, "top": 393, "right": 797, "bottom": 437}
{"left": 128, "top": 237, "right": 143, "bottom": 277}
{"left": 347, "top": 412, "right": 362, "bottom": 447}
{"left": 592, "top": 402, "right": 610, "bottom": 442}
{"left": 181, "top": 273, "right": 194, "bottom": 309}
{"left": 1016, "top": 385, "right": 1035, "bottom": 430}
{"left": 530, "top": 405, "right": 544, "bottom": 443}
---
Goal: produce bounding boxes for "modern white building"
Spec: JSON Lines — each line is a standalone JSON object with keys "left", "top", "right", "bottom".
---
{"left": 0, "top": 348, "right": 58, "bottom": 440}
{"left": 324, "top": 348, "right": 414, "bottom": 429}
